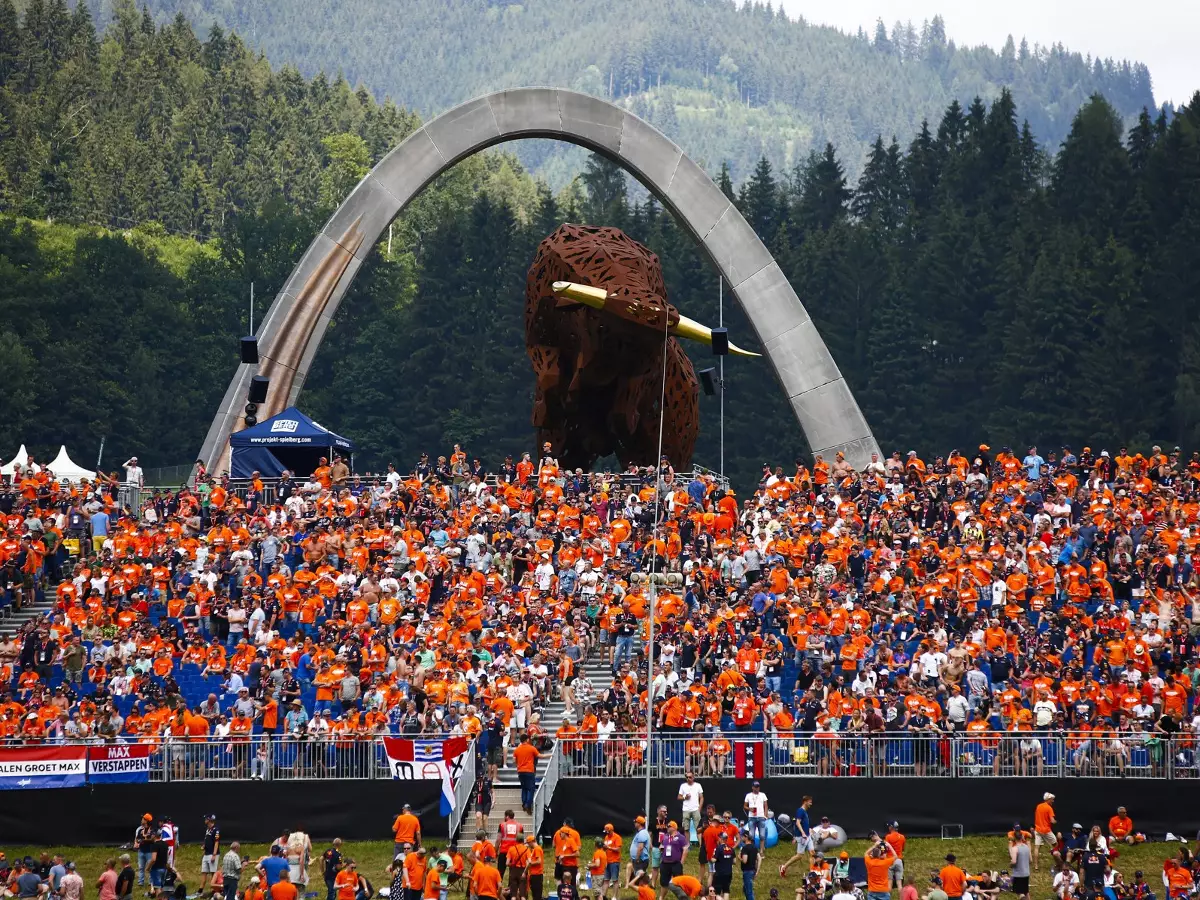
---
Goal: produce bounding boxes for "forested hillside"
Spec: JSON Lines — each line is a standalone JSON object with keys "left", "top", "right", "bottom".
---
{"left": 1, "top": 2, "right": 1198, "bottom": 492}
{"left": 81, "top": 0, "right": 1157, "bottom": 182}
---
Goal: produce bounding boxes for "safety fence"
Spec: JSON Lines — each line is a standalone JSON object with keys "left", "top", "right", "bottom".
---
{"left": 531, "top": 739, "right": 563, "bottom": 837}
{"left": 556, "top": 731, "right": 1196, "bottom": 779}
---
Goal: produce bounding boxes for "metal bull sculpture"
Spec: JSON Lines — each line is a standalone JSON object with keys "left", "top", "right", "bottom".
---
{"left": 525, "top": 224, "right": 758, "bottom": 471}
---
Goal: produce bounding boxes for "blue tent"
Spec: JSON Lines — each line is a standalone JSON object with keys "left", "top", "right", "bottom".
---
{"left": 228, "top": 406, "right": 354, "bottom": 478}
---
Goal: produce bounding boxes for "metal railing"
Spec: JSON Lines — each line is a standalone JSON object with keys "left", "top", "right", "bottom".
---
{"left": 155, "top": 735, "right": 391, "bottom": 781}
{"left": 449, "top": 741, "right": 477, "bottom": 841}
{"left": 557, "top": 731, "right": 1191, "bottom": 779}
{"left": 531, "top": 739, "right": 562, "bottom": 837}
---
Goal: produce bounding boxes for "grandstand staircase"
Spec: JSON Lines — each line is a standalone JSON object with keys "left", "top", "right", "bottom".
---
{"left": 455, "top": 645, "right": 640, "bottom": 846}
{"left": 0, "top": 594, "right": 55, "bottom": 638}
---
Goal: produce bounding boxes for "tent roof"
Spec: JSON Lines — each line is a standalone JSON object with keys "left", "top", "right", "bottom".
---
{"left": 47, "top": 445, "right": 96, "bottom": 483}
{"left": 229, "top": 406, "right": 354, "bottom": 450}
{"left": 0, "top": 444, "right": 40, "bottom": 477}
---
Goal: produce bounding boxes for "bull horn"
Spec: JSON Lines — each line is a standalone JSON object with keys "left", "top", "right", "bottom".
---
{"left": 550, "top": 281, "right": 761, "bottom": 357}
{"left": 551, "top": 281, "right": 606, "bottom": 309}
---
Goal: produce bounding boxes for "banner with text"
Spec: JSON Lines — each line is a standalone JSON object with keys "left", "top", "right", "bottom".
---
{"left": 0, "top": 746, "right": 87, "bottom": 790}
{"left": 88, "top": 743, "right": 152, "bottom": 783}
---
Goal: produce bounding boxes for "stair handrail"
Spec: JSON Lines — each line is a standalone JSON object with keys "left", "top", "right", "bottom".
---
{"left": 531, "top": 739, "right": 562, "bottom": 837}
{"left": 448, "top": 740, "right": 478, "bottom": 842}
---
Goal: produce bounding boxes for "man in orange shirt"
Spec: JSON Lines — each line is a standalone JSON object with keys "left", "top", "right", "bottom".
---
{"left": 271, "top": 869, "right": 300, "bottom": 900}
{"left": 333, "top": 861, "right": 358, "bottom": 900}
{"left": 1032, "top": 793, "right": 1056, "bottom": 870}
{"left": 1107, "top": 806, "right": 1134, "bottom": 844}
{"left": 469, "top": 856, "right": 501, "bottom": 900}
{"left": 392, "top": 803, "right": 422, "bottom": 855}
{"left": 938, "top": 854, "right": 966, "bottom": 900}
{"left": 513, "top": 733, "right": 540, "bottom": 815}
{"left": 863, "top": 839, "right": 897, "bottom": 900}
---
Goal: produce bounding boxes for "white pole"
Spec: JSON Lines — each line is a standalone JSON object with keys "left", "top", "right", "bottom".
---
{"left": 250, "top": 282, "right": 255, "bottom": 335}
{"left": 719, "top": 274, "right": 725, "bottom": 480}
{"left": 96, "top": 436, "right": 105, "bottom": 469}
{"left": 645, "top": 294, "right": 672, "bottom": 818}
{"left": 387, "top": 223, "right": 393, "bottom": 260}
{"left": 645, "top": 573, "right": 655, "bottom": 818}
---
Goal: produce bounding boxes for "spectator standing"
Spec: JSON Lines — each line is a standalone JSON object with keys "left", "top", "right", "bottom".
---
{"left": 677, "top": 774, "right": 704, "bottom": 841}
{"left": 221, "top": 842, "right": 244, "bottom": 900}
{"left": 864, "top": 840, "right": 897, "bottom": 900}
{"left": 271, "top": 868, "right": 299, "bottom": 900}
{"left": 89, "top": 506, "right": 110, "bottom": 557}
{"left": 392, "top": 805, "right": 422, "bottom": 856}
{"left": 737, "top": 832, "right": 758, "bottom": 900}
{"left": 121, "top": 457, "right": 144, "bottom": 511}
{"left": 115, "top": 855, "right": 135, "bottom": 900}
{"left": 1009, "top": 831, "right": 1031, "bottom": 900}
{"left": 884, "top": 822, "right": 906, "bottom": 888}
{"left": 97, "top": 860, "right": 118, "bottom": 900}
{"left": 778, "top": 797, "right": 813, "bottom": 878}
{"left": 742, "top": 783, "right": 768, "bottom": 849}
{"left": 322, "top": 840, "right": 344, "bottom": 900}
{"left": 258, "top": 848, "right": 289, "bottom": 889}
{"left": 513, "top": 734, "right": 541, "bottom": 815}
{"left": 628, "top": 816, "right": 651, "bottom": 889}
{"left": 200, "top": 815, "right": 221, "bottom": 893}
{"left": 1033, "top": 793, "right": 1056, "bottom": 870}
{"left": 286, "top": 827, "right": 312, "bottom": 887}
{"left": 938, "top": 855, "right": 965, "bottom": 900}
{"left": 59, "top": 863, "right": 81, "bottom": 900}
{"left": 659, "top": 821, "right": 689, "bottom": 888}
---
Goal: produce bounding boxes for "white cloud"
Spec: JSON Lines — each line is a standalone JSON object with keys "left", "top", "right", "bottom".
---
{"left": 776, "top": 0, "right": 1199, "bottom": 106}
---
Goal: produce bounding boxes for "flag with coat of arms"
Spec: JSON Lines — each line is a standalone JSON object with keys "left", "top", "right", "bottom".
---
{"left": 383, "top": 736, "right": 470, "bottom": 815}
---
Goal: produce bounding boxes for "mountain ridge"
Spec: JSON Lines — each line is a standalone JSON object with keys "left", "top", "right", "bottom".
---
{"left": 81, "top": 0, "right": 1157, "bottom": 184}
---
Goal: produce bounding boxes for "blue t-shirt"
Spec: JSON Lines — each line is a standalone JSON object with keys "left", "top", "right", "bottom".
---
{"left": 795, "top": 807, "right": 811, "bottom": 836}
{"left": 631, "top": 828, "right": 651, "bottom": 862}
{"left": 90, "top": 511, "right": 110, "bottom": 537}
{"left": 260, "top": 857, "right": 289, "bottom": 886}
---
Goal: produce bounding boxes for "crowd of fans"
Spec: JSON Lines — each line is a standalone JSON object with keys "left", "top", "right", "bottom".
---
{"left": 0, "top": 440, "right": 1199, "bottom": 782}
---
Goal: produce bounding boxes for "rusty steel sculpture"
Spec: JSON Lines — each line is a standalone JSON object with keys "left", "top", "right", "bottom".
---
{"left": 525, "top": 224, "right": 757, "bottom": 471}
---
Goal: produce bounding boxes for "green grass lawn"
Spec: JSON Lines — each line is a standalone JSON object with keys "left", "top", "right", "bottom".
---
{"left": 3, "top": 836, "right": 1178, "bottom": 899}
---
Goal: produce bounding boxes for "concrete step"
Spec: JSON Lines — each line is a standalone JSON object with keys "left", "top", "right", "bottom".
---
{"left": 0, "top": 598, "right": 54, "bottom": 638}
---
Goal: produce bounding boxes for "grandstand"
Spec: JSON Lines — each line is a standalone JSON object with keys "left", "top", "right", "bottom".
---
{"left": 0, "top": 443, "right": 1198, "bottom": 842}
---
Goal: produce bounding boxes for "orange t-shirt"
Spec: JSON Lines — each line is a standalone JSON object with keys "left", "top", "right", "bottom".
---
{"left": 865, "top": 855, "right": 893, "bottom": 893}
{"left": 513, "top": 742, "right": 539, "bottom": 773}
{"left": 393, "top": 813, "right": 421, "bottom": 845}
{"left": 469, "top": 863, "right": 501, "bottom": 899}
{"left": 333, "top": 871, "right": 356, "bottom": 900}
{"left": 271, "top": 883, "right": 299, "bottom": 900}
{"left": 1034, "top": 801, "right": 1055, "bottom": 834}
{"left": 939, "top": 865, "right": 966, "bottom": 897}
{"left": 671, "top": 876, "right": 703, "bottom": 899}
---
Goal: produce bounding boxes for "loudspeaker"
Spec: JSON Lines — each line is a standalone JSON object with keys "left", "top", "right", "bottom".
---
{"left": 247, "top": 376, "right": 269, "bottom": 404}
{"left": 699, "top": 367, "right": 717, "bottom": 397}
{"left": 244, "top": 415, "right": 258, "bottom": 427}
{"left": 240, "top": 336, "right": 259, "bottom": 364}
{"left": 711, "top": 328, "right": 729, "bottom": 356}
{"left": 244, "top": 403, "right": 258, "bottom": 415}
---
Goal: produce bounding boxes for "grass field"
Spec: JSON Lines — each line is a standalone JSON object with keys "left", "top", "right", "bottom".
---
{"left": 2, "top": 836, "right": 1181, "bottom": 900}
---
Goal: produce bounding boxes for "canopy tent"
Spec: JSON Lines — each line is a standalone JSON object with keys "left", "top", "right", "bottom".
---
{"left": 0, "top": 444, "right": 41, "bottom": 477}
{"left": 46, "top": 445, "right": 96, "bottom": 483}
{"left": 228, "top": 406, "right": 354, "bottom": 479}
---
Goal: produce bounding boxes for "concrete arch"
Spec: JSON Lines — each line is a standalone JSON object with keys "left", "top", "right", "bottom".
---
{"left": 199, "top": 88, "right": 880, "bottom": 471}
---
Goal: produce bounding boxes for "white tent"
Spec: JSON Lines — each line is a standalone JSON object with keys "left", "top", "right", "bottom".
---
{"left": 46, "top": 445, "right": 96, "bottom": 483}
{"left": 0, "top": 444, "right": 40, "bottom": 477}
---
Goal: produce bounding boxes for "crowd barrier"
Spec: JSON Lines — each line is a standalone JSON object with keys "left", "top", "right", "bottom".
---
{"left": 4, "top": 730, "right": 1189, "bottom": 790}
{"left": 557, "top": 731, "right": 1194, "bottom": 780}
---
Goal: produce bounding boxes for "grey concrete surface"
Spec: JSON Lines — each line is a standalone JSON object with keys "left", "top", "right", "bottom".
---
{"left": 199, "top": 88, "right": 880, "bottom": 472}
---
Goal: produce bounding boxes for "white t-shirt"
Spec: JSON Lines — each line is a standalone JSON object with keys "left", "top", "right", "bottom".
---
{"left": 744, "top": 791, "right": 768, "bottom": 817}
{"left": 678, "top": 782, "right": 703, "bottom": 812}
{"left": 1053, "top": 872, "right": 1079, "bottom": 894}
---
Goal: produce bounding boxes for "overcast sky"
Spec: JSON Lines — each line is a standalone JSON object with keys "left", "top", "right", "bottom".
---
{"left": 776, "top": 0, "right": 1198, "bottom": 106}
